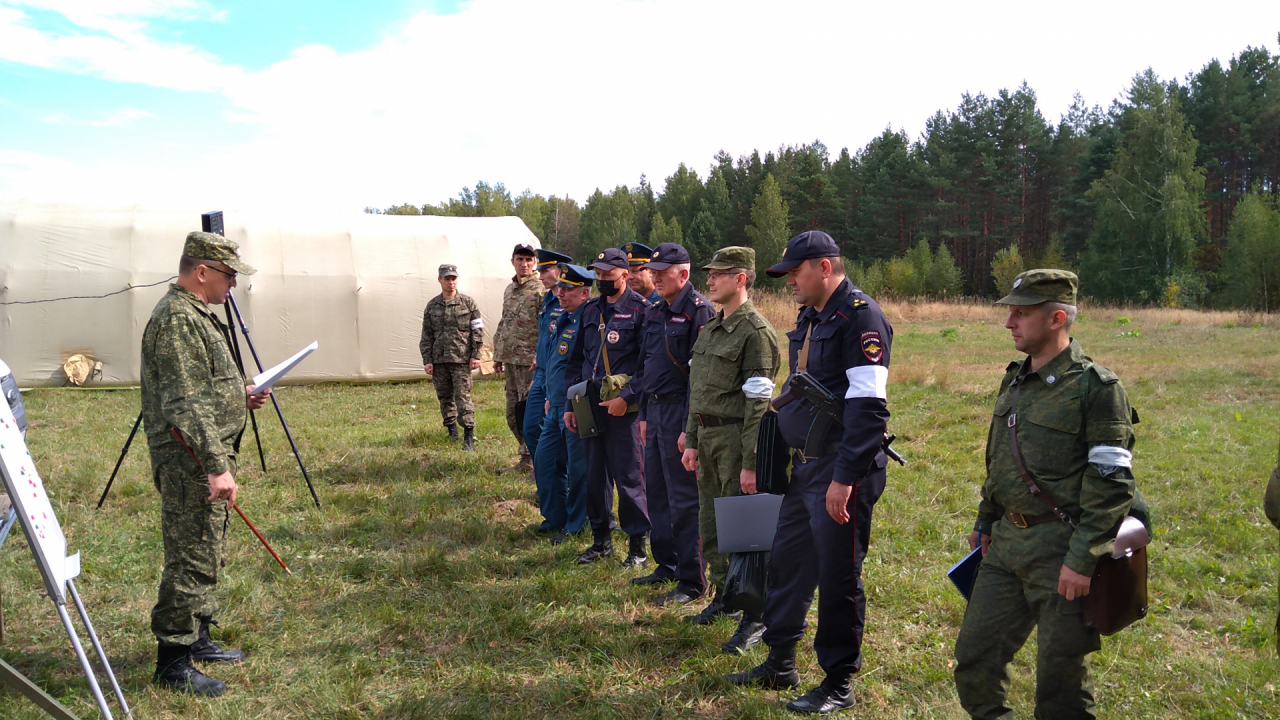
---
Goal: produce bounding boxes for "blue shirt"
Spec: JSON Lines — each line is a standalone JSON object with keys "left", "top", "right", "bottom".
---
{"left": 531, "top": 289, "right": 564, "bottom": 391}
{"left": 566, "top": 288, "right": 649, "bottom": 405}
{"left": 544, "top": 302, "right": 585, "bottom": 418}
{"left": 638, "top": 281, "right": 715, "bottom": 421}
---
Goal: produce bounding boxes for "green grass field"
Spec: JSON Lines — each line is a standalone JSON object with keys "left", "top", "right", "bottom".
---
{"left": 1, "top": 298, "right": 1279, "bottom": 718}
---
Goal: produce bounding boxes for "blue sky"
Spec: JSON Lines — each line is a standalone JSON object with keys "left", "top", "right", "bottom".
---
{"left": 1, "top": 1, "right": 1278, "bottom": 213}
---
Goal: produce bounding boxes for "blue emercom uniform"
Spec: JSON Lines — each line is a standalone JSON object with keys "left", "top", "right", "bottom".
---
{"left": 523, "top": 289, "right": 563, "bottom": 477}
{"left": 638, "top": 280, "right": 715, "bottom": 597}
{"left": 536, "top": 302, "right": 589, "bottom": 534}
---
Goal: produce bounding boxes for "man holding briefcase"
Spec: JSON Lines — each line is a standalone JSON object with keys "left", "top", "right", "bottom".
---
{"left": 954, "top": 269, "right": 1150, "bottom": 720}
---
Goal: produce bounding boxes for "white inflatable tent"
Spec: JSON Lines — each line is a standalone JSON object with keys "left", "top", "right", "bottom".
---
{"left": 0, "top": 202, "right": 539, "bottom": 387}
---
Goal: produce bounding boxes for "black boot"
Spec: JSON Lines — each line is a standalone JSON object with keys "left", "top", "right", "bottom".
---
{"left": 575, "top": 530, "right": 613, "bottom": 564}
{"left": 621, "top": 533, "right": 648, "bottom": 568}
{"left": 785, "top": 674, "right": 854, "bottom": 714}
{"left": 191, "top": 618, "right": 246, "bottom": 664}
{"left": 721, "top": 614, "right": 767, "bottom": 655}
{"left": 446, "top": 422, "right": 459, "bottom": 440}
{"left": 154, "top": 643, "right": 227, "bottom": 697}
{"left": 462, "top": 426, "right": 476, "bottom": 450}
{"left": 684, "top": 586, "right": 740, "bottom": 625}
{"left": 725, "top": 642, "right": 801, "bottom": 690}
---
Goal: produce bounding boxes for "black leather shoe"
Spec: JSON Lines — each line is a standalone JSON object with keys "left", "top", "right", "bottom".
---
{"left": 549, "top": 531, "right": 569, "bottom": 545}
{"left": 725, "top": 643, "right": 801, "bottom": 690}
{"left": 684, "top": 600, "right": 739, "bottom": 625}
{"left": 785, "top": 676, "right": 854, "bottom": 714}
{"left": 657, "top": 588, "right": 699, "bottom": 607}
{"left": 721, "top": 616, "right": 766, "bottom": 654}
{"left": 154, "top": 644, "right": 227, "bottom": 697}
{"left": 621, "top": 533, "right": 648, "bottom": 567}
{"left": 462, "top": 426, "right": 476, "bottom": 450}
{"left": 190, "top": 619, "right": 246, "bottom": 664}
{"left": 576, "top": 540, "right": 613, "bottom": 564}
{"left": 630, "top": 571, "right": 675, "bottom": 587}
{"left": 446, "top": 422, "right": 459, "bottom": 440}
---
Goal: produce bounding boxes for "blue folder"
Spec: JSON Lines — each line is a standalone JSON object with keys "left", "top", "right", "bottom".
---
{"left": 948, "top": 547, "right": 982, "bottom": 601}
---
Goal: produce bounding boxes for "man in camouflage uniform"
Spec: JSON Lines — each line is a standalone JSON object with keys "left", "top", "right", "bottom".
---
{"left": 680, "top": 246, "right": 780, "bottom": 649}
{"left": 954, "top": 269, "right": 1149, "bottom": 720}
{"left": 421, "top": 264, "right": 484, "bottom": 450}
{"left": 141, "top": 232, "right": 270, "bottom": 696}
{"left": 493, "top": 244, "right": 542, "bottom": 473}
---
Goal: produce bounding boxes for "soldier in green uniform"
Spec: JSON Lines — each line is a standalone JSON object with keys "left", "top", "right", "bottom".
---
{"left": 141, "top": 232, "right": 270, "bottom": 696}
{"left": 954, "top": 269, "right": 1149, "bottom": 720}
{"left": 493, "top": 244, "right": 542, "bottom": 473}
{"left": 420, "top": 264, "right": 484, "bottom": 450}
{"left": 680, "top": 246, "right": 780, "bottom": 646}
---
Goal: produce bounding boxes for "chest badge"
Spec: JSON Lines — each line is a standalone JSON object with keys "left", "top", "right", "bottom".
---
{"left": 558, "top": 341, "right": 569, "bottom": 355}
{"left": 861, "top": 330, "right": 883, "bottom": 363}
{"left": 549, "top": 322, "right": 557, "bottom": 333}
{"left": 607, "top": 330, "right": 620, "bottom": 344}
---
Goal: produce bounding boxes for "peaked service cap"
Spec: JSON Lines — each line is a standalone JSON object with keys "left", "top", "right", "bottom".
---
{"left": 556, "top": 263, "right": 596, "bottom": 288}
{"left": 537, "top": 248, "right": 572, "bottom": 267}
{"left": 184, "top": 231, "right": 256, "bottom": 275}
{"left": 622, "top": 242, "right": 653, "bottom": 265}
{"left": 995, "top": 268, "right": 1078, "bottom": 306}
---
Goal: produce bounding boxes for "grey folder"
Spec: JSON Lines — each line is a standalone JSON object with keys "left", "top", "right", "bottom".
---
{"left": 714, "top": 494, "right": 785, "bottom": 553}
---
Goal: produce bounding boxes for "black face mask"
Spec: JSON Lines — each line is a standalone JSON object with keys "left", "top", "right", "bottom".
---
{"left": 596, "top": 278, "right": 619, "bottom": 296}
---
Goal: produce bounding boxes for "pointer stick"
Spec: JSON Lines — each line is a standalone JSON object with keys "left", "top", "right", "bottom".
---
{"left": 232, "top": 502, "right": 292, "bottom": 576}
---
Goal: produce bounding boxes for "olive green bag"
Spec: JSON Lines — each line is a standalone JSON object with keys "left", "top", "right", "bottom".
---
{"left": 597, "top": 323, "right": 638, "bottom": 413}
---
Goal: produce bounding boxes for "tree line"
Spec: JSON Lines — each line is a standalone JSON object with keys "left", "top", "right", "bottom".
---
{"left": 370, "top": 38, "right": 1280, "bottom": 309}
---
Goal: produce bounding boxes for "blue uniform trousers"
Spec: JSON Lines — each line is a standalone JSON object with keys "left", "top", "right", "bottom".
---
{"left": 583, "top": 412, "right": 651, "bottom": 537}
{"left": 523, "top": 370, "right": 547, "bottom": 462}
{"left": 535, "top": 412, "right": 588, "bottom": 534}
{"left": 761, "top": 452, "right": 886, "bottom": 677}
{"left": 643, "top": 400, "right": 705, "bottom": 596}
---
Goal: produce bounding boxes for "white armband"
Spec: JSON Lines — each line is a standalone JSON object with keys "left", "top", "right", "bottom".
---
{"left": 1088, "top": 445, "right": 1132, "bottom": 476}
{"left": 844, "top": 365, "right": 887, "bottom": 400}
{"left": 742, "top": 377, "right": 775, "bottom": 399}
{"left": 470, "top": 318, "right": 484, "bottom": 330}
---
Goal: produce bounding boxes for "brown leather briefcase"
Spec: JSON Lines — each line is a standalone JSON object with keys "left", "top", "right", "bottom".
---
{"left": 1083, "top": 546, "right": 1148, "bottom": 635}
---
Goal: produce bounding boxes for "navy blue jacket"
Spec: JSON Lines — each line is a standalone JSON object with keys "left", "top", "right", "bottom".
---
{"left": 638, "top": 281, "right": 715, "bottom": 421}
{"left": 530, "top": 289, "right": 564, "bottom": 392}
{"left": 777, "top": 278, "right": 893, "bottom": 484}
{"left": 566, "top": 288, "right": 649, "bottom": 406}
{"left": 545, "top": 303, "right": 585, "bottom": 418}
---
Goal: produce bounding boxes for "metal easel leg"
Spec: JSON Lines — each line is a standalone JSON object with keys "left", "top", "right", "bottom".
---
{"left": 0, "top": 657, "right": 79, "bottom": 720}
{"left": 66, "top": 580, "right": 131, "bottom": 718}
{"left": 54, "top": 599, "right": 112, "bottom": 720}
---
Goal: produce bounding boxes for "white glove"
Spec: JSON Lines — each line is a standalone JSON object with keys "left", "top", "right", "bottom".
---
{"left": 742, "top": 377, "right": 775, "bottom": 400}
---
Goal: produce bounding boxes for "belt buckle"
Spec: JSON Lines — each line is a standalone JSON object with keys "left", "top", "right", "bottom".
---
{"left": 1010, "top": 512, "right": 1029, "bottom": 529}
{"left": 696, "top": 414, "right": 706, "bottom": 428}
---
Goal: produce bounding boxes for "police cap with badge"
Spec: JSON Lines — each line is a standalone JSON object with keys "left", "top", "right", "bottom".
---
{"left": 537, "top": 248, "right": 572, "bottom": 267}
{"left": 622, "top": 242, "right": 653, "bottom": 267}
{"left": 556, "top": 263, "right": 595, "bottom": 289}
{"left": 646, "top": 243, "right": 692, "bottom": 270}
{"left": 765, "top": 230, "right": 840, "bottom": 277}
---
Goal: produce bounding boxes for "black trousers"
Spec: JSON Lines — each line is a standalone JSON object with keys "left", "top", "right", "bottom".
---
{"left": 582, "top": 411, "right": 651, "bottom": 538}
{"left": 761, "top": 452, "right": 886, "bottom": 677}
{"left": 643, "top": 400, "right": 705, "bottom": 596}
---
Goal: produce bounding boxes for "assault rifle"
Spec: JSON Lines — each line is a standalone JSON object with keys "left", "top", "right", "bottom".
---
{"left": 771, "top": 372, "right": 905, "bottom": 465}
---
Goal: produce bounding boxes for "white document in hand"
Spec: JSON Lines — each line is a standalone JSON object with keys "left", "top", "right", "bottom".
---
{"left": 251, "top": 341, "right": 318, "bottom": 395}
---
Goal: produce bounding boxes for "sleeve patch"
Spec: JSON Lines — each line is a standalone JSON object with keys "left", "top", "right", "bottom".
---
{"left": 845, "top": 365, "right": 888, "bottom": 400}
{"left": 860, "top": 330, "right": 884, "bottom": 362}
{"left": 470, "top": 318, "right": 484, "bottom": 330}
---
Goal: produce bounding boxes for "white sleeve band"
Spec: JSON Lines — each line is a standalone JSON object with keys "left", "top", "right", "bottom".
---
{"left": 470, "top": 318, "right": 484, "bottom": 330}
{"left": 844, "top": 365, "right": 888, "bottom": 400}
{"left": 1088, "top": 446, "right": 1132, "bottom": 468}
{"left": 742, "top": 377, "right": 775, "bottom": 399}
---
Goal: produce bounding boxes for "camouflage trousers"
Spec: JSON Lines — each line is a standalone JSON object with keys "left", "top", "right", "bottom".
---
{"left": 433, "top": 362, "right": 475, "bottom": 429}
{"left": 695, "top": 424, "right": 743, "bottom": 592}
{"left": 954, "top": 519, "right": 1101, "bottom": 720}
{"left": 503, "top": 363, "right": 534, "bottom": 456}
{"left": 151, "top": 455, "right": 232, "bottom": 647}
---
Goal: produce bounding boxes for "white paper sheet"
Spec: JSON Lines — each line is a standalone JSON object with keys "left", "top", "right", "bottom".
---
{"left": 250, "top": 341, "right": 318, "bottom": 395}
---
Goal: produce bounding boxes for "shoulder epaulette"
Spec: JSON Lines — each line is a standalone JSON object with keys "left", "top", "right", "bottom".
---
{"left": 749, "top": 314, "right": 771, "bottom": 330}
{"left": 849, "top": 296, "right": 869, "bottom": 310}
{"left": 1005, "top": 360, "right": 1020, "bottom": 373}
{"left": 1087, "top": 363, "right": 1120, "bottom": 385}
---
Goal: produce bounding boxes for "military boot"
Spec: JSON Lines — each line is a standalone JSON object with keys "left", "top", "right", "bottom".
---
{"left": 621, "top": 533, "right": 648, "bottom": 568}
{"left": 684, "top": 586, "right": 740, "bottom": 625}
{"left": 154, "top": 643, "right": 227, "bottom": 697}
{"left": 446, "top": 422, "right": 459, "bottom": 440}
{"left": 785, "top": 674, "right": 854, "bottom": 714}
{"left": 721, "top": 614, "right": 767, "bottom": 654}
{"left": 191, "top": 618, "right": 246, "bottom": 664}
{"left": 576, "top": 530, "right": 613, "bottom": 564}
{"left": 462, "top": 426, "right": 476, "bottom": 450}
{"left": 725, "top": 642, "right": 801, "bottom": 690}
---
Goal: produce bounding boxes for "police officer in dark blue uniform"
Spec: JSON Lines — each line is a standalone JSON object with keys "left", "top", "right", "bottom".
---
{"left": 538, "top": 263, "right": 594, "bottom": 544}
{"left": 727, "top": 231, "right": 893, "bottom": 716}
{"left": 565, "top": 247, "right": 653, "bottom": 566}
{"left": 623, "top": 242, "right": 662, "bottom": 304}
{"left": 630, "top": 243, "right": 716, "bottom": 604}
{"left": 525, "top": 249, "right": 570, "bottom": 532}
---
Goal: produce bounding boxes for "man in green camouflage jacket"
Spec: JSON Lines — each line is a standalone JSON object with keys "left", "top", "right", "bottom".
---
{"left": 421, "top": 264, "right": 484, "bottom": 449}
{"left": 954, "top": 269, "right": 1149, "bottom": 720}
{"left": 141, "top": 231, "right": 270, "bottom": 697}
{"left": 492, "top": 244, "right": 541, "bottom": 473}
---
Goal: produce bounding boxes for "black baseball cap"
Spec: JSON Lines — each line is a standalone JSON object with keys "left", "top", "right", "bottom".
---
{"left": 513, "top": 243, "right": 536, "bottom": 258}
{"left": 589, "top": 247, "right": 630, "bottom": 271}
{"left": 646, "top": 243, "right": 691, "bottom": 270}
{"left": 765, "top": 230, "right": 841, "bottom": 278}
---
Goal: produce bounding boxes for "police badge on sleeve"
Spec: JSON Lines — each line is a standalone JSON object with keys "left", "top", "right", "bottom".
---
{"left": 861, "top": 331, "right": 883, "bottom": 362}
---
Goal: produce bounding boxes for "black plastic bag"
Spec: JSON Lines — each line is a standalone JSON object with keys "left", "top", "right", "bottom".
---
{"left": 755, "top": 412, "right": 790, "bottom": 495}
{"left": 723, "top": 551, "right": 770, "bottom": 618}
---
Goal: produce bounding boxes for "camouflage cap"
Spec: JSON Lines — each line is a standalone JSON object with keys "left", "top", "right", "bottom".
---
{"left": 995, "top": 268, "right": 1078, "bottom": 306}
{"left": 183, "top": 231, "right": 256, "bottom": 275}
{"left": 702, "top": 246, "right": 756, "bottom": 271}
{"left": 439, "top": 264, "right": 459, "bottom": 277}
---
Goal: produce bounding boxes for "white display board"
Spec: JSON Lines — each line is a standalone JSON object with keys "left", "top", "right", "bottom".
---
{"left": 0, "top": 395, "right": 79, "bottom": 603}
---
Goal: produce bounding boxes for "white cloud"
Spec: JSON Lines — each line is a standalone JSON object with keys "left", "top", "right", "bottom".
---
{"left": 44, "top": 106, "right": 154, "bottom": 126}
{"left": 1, "top": 0, "right": 1278, "bottom": 213}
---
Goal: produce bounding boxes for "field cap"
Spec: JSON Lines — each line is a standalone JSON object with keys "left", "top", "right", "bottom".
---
{"left": 995, "top": 268, "right": 1078, "bottom": 306}
{"left": 622, "top": 242, "right": 653, "bottom": 266}
{"left": 589, "top": 247, "right": 629, "bottom": 271}
{"left": 438, "top": 264, "right": 459, "bottom": 278}
{"left": 184, "top": 231, "right": 256, "bottom": 275}
{"left": 513, "top": 243, "right": 536, "bottom": 258}
{"left": 647, "top": 243, "right": 691, "bottom": 270}
{"left": 703, "top": 246, "right": 756, "bottom": 271}
{"left": 537, "top": 248, "right": 572, "bottom": 267}
{"left": 557, "top": 263, "right": 595, "bottom": 288}
{"left": 765, "top": 230, "right": 840, "bottom": 277}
